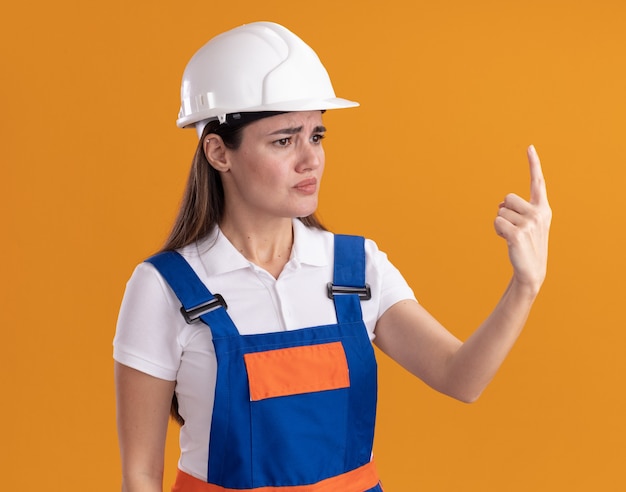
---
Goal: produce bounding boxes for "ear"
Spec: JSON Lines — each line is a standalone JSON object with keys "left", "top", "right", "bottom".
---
{"left": 203, "top": 134, "right": 230, "bottom": 172}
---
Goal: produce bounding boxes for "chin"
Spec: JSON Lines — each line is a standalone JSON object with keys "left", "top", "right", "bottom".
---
{"left": 288, "top": 202, "right": 318, "bottom": 219}
{"left": 296, "top": 206, "right": 318, "bottom": 219}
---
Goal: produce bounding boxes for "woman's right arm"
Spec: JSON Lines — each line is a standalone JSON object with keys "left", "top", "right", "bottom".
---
{"left": 115, "top": 361, "right": 176, "bottom": 492}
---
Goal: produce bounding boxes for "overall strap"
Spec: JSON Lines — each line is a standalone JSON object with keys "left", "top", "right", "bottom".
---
{"left": 145, "top": 251, "right": 238, "bottom": 338}
{"left": 329, "top": 234, "right": 370, "bottom": 324}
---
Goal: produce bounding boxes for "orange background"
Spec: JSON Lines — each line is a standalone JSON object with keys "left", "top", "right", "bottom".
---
{"left": 2, "top": 1, "right": 625, "bottom": 490}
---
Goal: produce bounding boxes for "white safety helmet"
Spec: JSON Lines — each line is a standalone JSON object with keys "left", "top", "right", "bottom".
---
{"left": 176, "top": 21, "right": 359, "bottom": 137}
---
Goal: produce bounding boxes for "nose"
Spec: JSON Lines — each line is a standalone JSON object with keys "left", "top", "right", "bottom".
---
{"left": 296, "top": 142, "right": 324, "bottom": 173}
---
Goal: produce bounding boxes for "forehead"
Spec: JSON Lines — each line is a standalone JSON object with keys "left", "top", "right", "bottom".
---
{"left": 245, "top": 110, "right": 324, "bottom": 135}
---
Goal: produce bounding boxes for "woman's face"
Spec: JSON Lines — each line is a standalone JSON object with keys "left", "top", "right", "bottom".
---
{"left": 221, "top": 111, "right": 326, "bottom": 223}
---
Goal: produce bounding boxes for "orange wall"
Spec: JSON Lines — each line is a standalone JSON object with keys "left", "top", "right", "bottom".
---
{"left": 2, "top": 1, "right": 625, "bottom": 490}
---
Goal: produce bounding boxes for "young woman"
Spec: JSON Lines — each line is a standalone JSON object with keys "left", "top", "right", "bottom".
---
{"left": 114, "top": 21, "right": 551, "bottom": 492}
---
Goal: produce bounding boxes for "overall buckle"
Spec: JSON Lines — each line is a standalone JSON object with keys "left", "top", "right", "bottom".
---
{"left": 326, "top": 283, "right": 372, "bottom": 301}
{"left": 180, "top": 294, "right": 228, "bottom": 324}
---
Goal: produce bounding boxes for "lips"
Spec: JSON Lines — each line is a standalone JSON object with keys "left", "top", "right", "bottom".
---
{"left": 294, "top": 177, "right": 317, "bottom": 194}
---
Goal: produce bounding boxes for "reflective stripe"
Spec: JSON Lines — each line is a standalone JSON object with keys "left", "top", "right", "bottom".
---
{"left": 244, "top": 341, "right": 350, "bottom": 401}
{"left": 172, "top": 460, "right": 380, "bottom": 492}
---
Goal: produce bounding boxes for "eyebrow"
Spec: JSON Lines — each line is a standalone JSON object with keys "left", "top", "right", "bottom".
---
{"left": 269, "top": 125, "right": 327, "bottom": 135}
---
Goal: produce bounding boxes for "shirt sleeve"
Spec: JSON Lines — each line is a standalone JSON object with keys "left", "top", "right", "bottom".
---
{"left": 364, "top": 238, "right": 417, "bottom": 336}
{"left": 113, "top": 262, "right": 184, "bottom": 381}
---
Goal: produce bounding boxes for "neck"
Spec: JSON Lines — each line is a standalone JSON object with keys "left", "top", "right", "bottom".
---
{"left": 219, "top": 215, "right": 294, "bottom": 279}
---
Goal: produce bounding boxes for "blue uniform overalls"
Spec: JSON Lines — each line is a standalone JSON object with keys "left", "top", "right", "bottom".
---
{"left": 147, "top": 235, "right": 383, "bottom": 491}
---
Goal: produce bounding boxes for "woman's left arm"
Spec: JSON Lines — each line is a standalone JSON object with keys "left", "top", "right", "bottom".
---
{"left": 374, "top": 145, "right": 551, "bottom": 402}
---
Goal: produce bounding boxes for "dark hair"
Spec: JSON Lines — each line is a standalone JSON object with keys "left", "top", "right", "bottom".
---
{"left": 161, "top": 114, "right": 326, "bottom": 425}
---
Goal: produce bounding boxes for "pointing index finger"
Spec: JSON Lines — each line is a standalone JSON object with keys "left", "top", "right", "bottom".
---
{"left": 528, "top": 144, "right": 548, "bottom": 205}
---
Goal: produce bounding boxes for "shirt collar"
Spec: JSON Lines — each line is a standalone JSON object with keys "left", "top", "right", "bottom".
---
{"left": 291, "top": 218, "right": 330, "bottom": 268}
{"left": 194, "top": 219, "right": 330, "bottom": 277}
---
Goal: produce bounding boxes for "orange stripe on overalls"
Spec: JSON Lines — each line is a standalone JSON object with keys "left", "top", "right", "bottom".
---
{"left": 172, "top": 460, "right": 381, "bottom": 492}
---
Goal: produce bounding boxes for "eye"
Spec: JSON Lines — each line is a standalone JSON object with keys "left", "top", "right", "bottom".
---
{"left": 311, "top": 133, "right": 325, "bottom": 144}
{"left": 274, "top": 137, "right": 291, "bottom": 147}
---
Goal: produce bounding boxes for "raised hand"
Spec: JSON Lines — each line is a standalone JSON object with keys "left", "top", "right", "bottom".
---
{"left": 494, "top": 145, "right": 552, "bottom": 295}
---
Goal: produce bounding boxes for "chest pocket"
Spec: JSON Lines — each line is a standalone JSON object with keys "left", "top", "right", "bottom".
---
{"left": 244, "top": 341, "right": 350, "bottom": 401}
{"left": 243, "top": 340, "right": 352, "bottom": 486}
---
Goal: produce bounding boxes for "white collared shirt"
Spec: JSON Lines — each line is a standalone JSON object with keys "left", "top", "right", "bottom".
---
{"left": 113, "top": 219, "right": 415, "bottom": 480}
